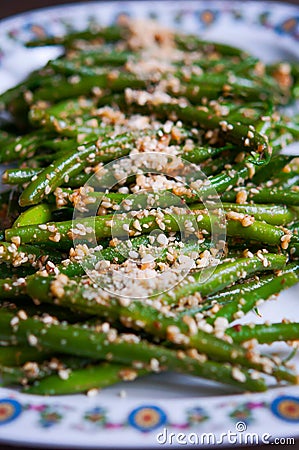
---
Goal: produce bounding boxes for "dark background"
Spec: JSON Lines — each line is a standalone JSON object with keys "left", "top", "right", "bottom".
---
{"left": 1, "top": 0, "right": 299, "bottom": 20}
{"left": 0, "top": 0, "right": 299, "bottom": 449}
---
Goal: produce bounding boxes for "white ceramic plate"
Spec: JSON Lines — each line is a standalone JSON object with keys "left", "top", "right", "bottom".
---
{"left": 0, "top": 1, "right": 299, "bottom": 448}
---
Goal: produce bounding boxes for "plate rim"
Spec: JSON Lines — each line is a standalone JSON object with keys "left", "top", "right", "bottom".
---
{"left": 0, "top": 0, "right": 299, "bottom": 447}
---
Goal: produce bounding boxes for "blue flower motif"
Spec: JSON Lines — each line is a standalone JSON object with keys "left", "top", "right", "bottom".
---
{"left": 128, "top": 405, "right": 167, "bottom": 432}
{"left": 271, "top": 396, "right": 299, "bottom": 423}
{"left": 0, "top": 399, "right": 22, "bottom": 426}
{"left": 275, "top": 17, "right": 299, "bottom": 37}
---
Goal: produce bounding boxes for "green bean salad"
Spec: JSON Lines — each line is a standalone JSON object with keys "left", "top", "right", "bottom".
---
{"left": 0, "top": 18, "right": 299, "bottom": 395}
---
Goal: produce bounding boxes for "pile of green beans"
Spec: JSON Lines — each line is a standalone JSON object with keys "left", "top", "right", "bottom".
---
{"left": 0, "top": 19, "right": 298, "bottom": 396}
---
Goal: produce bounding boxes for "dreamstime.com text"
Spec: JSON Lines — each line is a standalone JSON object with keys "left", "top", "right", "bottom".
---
{"left": 156, "top": 422, "right": 295, "bottom": 446}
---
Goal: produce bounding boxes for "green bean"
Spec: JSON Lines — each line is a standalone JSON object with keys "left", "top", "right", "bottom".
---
{"left": 0, "top": 354, "right": 94, "bottom": 386}
{"left": 225, "top": 218, "right": 298, "bottom": 247}
{"left": 0, "top": 70, "right": 52, "bottom": 111}
{"left": 58, "top": 236, "right": 210, "bottom": 277}
{"left": 13, "top": 204, "right": 55, "bottom": 227}
{"left": 0, "top": 241, "right": 62, "bottom": 267}
{"left": 48, "top": 60, "right": 280, "bottom": 105}
{"left": 25, "top": 363, "right": 148, "bottom": 395}
{"left": 227, "top": 322, "right": 299, "bottom": 345}
{"left": 126, "top": 102, "right": 271, "bottom": 162}
{"left": 0, "top": 297, "right": 92, "bottom": 323}
{"left": 62, "top": 245, "right": 275, "bottom": 295}
{"left": 177, "top": 56, "right": 259, "bottom": 74}
{"left": 19, "top": 133, "right": 135, "bottom": 206}
{"left": 3, "top": 167, "right": 89, "bottom": 187}
{"left": 208, "top": 271, "right": 298, "bottom": 324}
{"left": 32, "top": 97, "right": 95, "bottom": 122}
{"left": 177, "top": 270, "right": 292, "bottom": 317}
{"left": 190, "top": 203, "right": 298, "bottom": 226}
{"left": 222, "top": 186, "right": 299, "bottom": 206}
{"left": 33, "top": 73, "right": 146, "bottom": 103}
{"left": 182, "top": 144, "right": 234, "bottom": 164}
{"left": 209, "top": 261, "right": 299, "bottom": 301}
{"left": 0, "top": 278, "right": 27, "bottom": 299}
{"left": 166, "top": 254, "right": 287, "bottom": 303}
{"left": 65, "top": 172, "right": 90, "bottom": 188}
{"left": 175, "top": 35, "right": 249, "bottom": 58}
{"left": 0, "top": 310, "right": 270, "bottom": 391}
{"left": 28, "top": 254, "right": 288, "bottom": 307}
{"left": 25, "top": 25, "right": 126, "bottom": 48}
{"left": 251, "top": 155, "right": 293, "bottom": 185}
{"left": 67, "top": 49, "right": 133, "bottom": 67}
{"left": 53, "top": 151, "right": 239, "bottom": 212}
{"left": 2, "top": 168, "right": 42, "bottom": 185}
{"left": 29, "top": 105, "right": 113, "bottom": 139}
{"left": 41, "top": 137, "right": 77, "bottom": 151}
{"left": 23, "top": 255, "right": 294, "bottom": 380}
{"left": 0, "top": 265, "right": 35, "bottom": 279}
{"left": 4, "top": 212, "right": 184, "bottom": 245}
{"left": 48, "top": 60, "right": 121, "bottom": 76}
{"left": 0, "top": 130, "right": 51, "bottom": 163}
{"left": 0, "top": 345, "right": 51, "bottom": 366}
{"left": 6, "top": 209, "right": 298, "bottom": 250}
{"left": 170, "top": 80, "right": 280, "bottom": 104}
{"left": 0, "top": 365, "right": 48, "bottom": 386}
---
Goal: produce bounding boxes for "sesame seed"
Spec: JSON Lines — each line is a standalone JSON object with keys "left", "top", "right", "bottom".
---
{"left": 157, "top": 233, "right": 168, "bottom": 246}
{"left": 58, "top": 369, "right": 71, "bottom": 380}
{"left": 10, "top": 316, "right": 19, "bottom": 327}
{"left": 129, "top": 250, "right": 139, "bottom": 259}
{"left": 232, "top": 367, "right": 246, "bottom": 383}
{"left": 28, "top": 334, "right": 38, "bottom": 346}
{"left": 87, "top": 388, "right": 99, "bottom": 397}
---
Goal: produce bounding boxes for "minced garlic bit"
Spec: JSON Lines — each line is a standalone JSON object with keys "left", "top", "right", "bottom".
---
{"left": 87, "top": 388, "right": 100, "bottom": 397}
{"left": 118, "top": 368, "right": 138, "bottom": 381}
{"left": 236, "top": 190, "right": 248, "bottom": 204}
{"left": 226, "top": 211, "right": 255, "bottom": 227}
{"left": 182, "top": 315, "right": 198, "bottom": 336}
{"left": 50, "top": 274, "right": 69, "bottom": 298}
{"left": 281, "top": 233, "right": 292, "bottom": 250}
